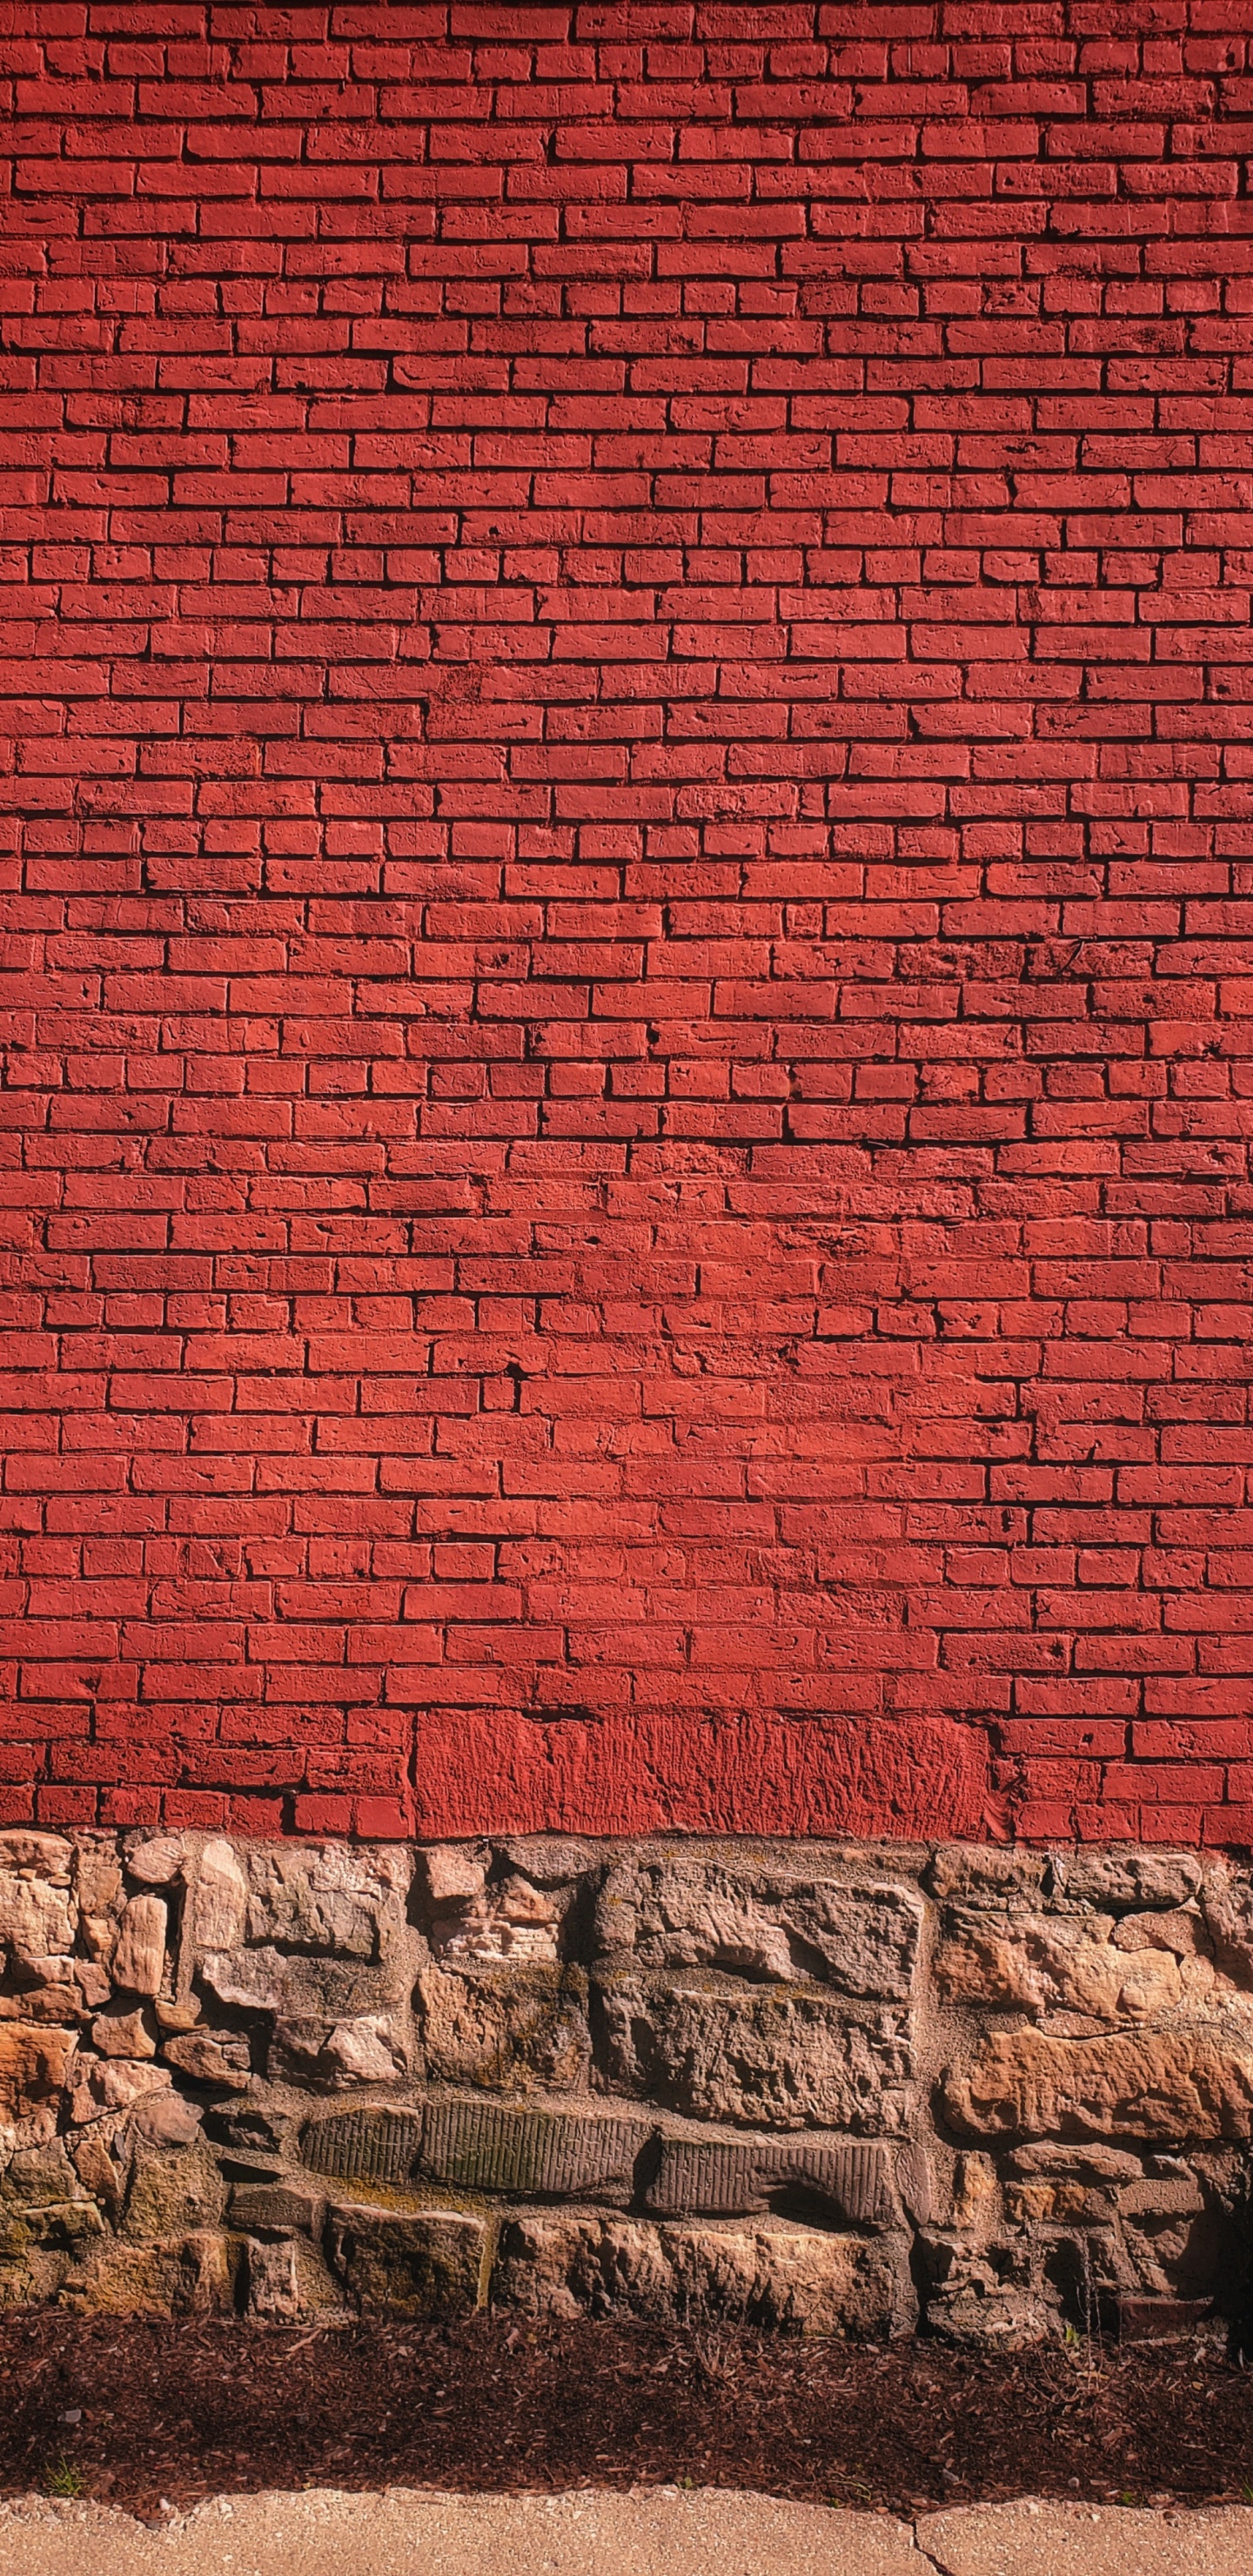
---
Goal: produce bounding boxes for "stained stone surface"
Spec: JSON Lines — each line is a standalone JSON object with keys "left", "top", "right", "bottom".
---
{"left": 594, "top": 1978, "right": 915, "bottom": 2132}
{"left": 0, "top": 1828, "right": 1249, "bottom": 2344}
{"left": 325, "top": 2206, "right": 486, "bottom": 2318}
{"left": 492, "top": 2212, "right": 913, "bottom": 2336}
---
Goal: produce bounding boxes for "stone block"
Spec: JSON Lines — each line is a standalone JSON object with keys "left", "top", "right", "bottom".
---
{"left": 90, "top": 2006, "right": 156, "bottom": 2061}
{"left": 419, "top": 1965, "right": 590, "bottom": 2093}
{"left": 300, "top": 2106, "right": 424, "bottom": 2189}
{"left": 192, "top": 1841, "right": 249, "bottom": 1953}
{"left": 121, "top": 2144, "right": 227, "bottom": 2245}
{"left": 419, "top": 2100, "right": 649, "bottom": 2203}
{"left": 111, "top": 1895, "right": 167, "bottom": 1998}
{"left": 643, "top": 2135, "right": 896, "bottom": 2225}
{"left": 0, "top": 1871, "right": 75, "bottom": 1964}
{"left": 492, "top": 2213, "right": 912, "bottom": 2337}
{"left": 1050, "top": 1852, "right": 1203, "bottom": 1915}
{"left": 201, "top": 1944, "right": 404, "bottom": 2030}
{"left": 271, "top": 2014, "right": 406, "bottom": 2089}
{"left": 245, "top": 1846, "right": 405, "bottom": 1961}
{"left": 162, "top": 2029, "right": 251, "bottom": 2091}
{"left": 325, "top": 2204, "right": 486, "bottom": 2319}
{"left": 133, "top": 2093, "right": 203, "bottom": 2149}
{"left": 630, "top": 1861, "right": 921, "bottom": 2001}
{"left": 426, "top": 1875, "right": 565, "bottom": 1964}
{"left": 934, "top": 1911, "right": 1202, "bottom": 2024}
{"left": 70, "top": 2059, "right": 171, "bottom": 2123}
{"left": 60, "top": 2230, "right": 233, "bottom": 2319}
{"left": 126, "top": 1838, "right": 185, "bottom": 1888}
{"left": 231, "top": 2182, "right": 323, "bottom": 2236}
{"left": 944, "top": 2025, "right": 1253, "bottom": 2143}
{"left": 596, "top": 1977, "right": 913, "bottom": 2133}
{"left": 0, "top": 2023, "right": 77, "bottom": 2123}
{"left": 927, "top": 1848, "right": 1046, "bottom": 1909}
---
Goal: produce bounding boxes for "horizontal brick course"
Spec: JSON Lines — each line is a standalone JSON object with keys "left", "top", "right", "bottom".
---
{"left": 1, "top": 3, "right": 1250, "bottom": 1842}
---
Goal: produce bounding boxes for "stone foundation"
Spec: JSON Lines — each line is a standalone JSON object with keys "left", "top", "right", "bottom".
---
{"left": 0, "top": 1828, "right": 1250, "bottom": 2345}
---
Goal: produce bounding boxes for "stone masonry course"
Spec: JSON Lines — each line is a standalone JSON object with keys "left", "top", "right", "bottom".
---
{"left": 0, "top": 1824, "right": 1248, "bottom": 2342}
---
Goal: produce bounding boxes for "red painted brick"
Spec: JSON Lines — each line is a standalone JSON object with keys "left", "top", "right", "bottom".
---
{"left": 0, "top": 5, "right": 1247, "bottom": 1845}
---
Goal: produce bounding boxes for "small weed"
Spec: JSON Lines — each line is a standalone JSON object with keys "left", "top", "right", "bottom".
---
{"left": 837, "top": 2473, "right": 874, "bottom": 2505}
{"left": 1241, "top": 2481, "right": 1253, "bottom": 2506}
{"left": 42, "top": 2458, "right": 82, "bottom": 2500}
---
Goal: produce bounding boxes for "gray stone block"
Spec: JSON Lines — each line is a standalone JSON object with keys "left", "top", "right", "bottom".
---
{"left": 419, "top": 2101, "right": 649, "bottom": 2203}
{"left": 644, "top": 2136, "right": 896, "bottom": 2225}
{"left": 299, "top": 2107, "right": 424, "bottom": 2188}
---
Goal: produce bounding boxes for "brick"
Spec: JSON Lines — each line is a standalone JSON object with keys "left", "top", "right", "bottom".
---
{"left": 0, "top": 6, "right": 1243, "bottom": 1846}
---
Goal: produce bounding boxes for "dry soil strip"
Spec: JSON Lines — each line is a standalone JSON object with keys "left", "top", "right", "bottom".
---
{"left": 0, "top": 2490, "right": 1250, "bottom": 2576}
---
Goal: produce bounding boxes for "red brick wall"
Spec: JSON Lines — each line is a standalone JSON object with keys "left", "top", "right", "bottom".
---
{"left": 3, "top": 2, "right": 1250, "bottom": 1846}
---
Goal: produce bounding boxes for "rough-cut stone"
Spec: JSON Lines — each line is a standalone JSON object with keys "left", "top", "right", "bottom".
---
{"left": 246, "top": 1847, "right": 405, "bottom": 1960}
{"left": 231, "top": 2182, "right": 323, "bottom": 2236}
{"left": 493, "top": 2213, "right": 911, "bottom": 2336}
{"left": 944, "top": 2027, "right": 1253, "bottom": 2142}
{"left": 417, "top": 1846, "right": 487, "bottom": 1906}
{"left": 200, "top": 1942, "right": 400, "bottom": 2024}
{"left": 61, "top": 2229, "right": 232, "bottom": 2318}
{"left": 1050, "top": 1853, "right": 1203, "bottom": 1915}
{"left": 120, "top": 2143, "right": 227, "bottom": 2244}
{"left": 426, "top": 1874, "right": 566, "bottom": 1964}
{"left": 419, "top": 1965, "right": 591, "bottom": 2093}
{"left": 927, "top": 1848, "right": 1046, "bottom": 1909}
{"left": 133, "top": 2092, "right": 202, "bottom": 2148}
{"left": 631, "top": 1863, "right": 921, "bottom": 2002}
{"left": 271, "top": 2013, "right": 405, "bottom": 2089}
{"left": 70, "top": 2057, "right": 170, "bottom": 2122}
{"left": 596, "top": 1978, "right": 913, "bottom": 2133}
{"left": 126, "top": 1837, "right": 185, "bottom": 1888}
{"left": 0, "top": 1872, "right": 75, "bottom": 1963}
{"left": 1202, "top": 1871, "right": 1253, "bottom": 1988}
{"left": 644, "top": 2135, "right": 896, "bottom": 2225}
{"left": 162, "top": 2030, "right": 251, "bottom": 2091}
{"left": 935, "top": 1913, "right": 1205, "bottom": 2024}
{"left": 111, "top": 1895, "right": 167, "bottom": 1998}
{"left": 419, "top": 2101, "right": 649, "bottom": 2203}
{"left": 325, "top": 2205, "right": 486, "bottom": 2318}
{"left": 90, "top": 2007, "right": 156, "bottom": 2061}
{"left": 0, "top": 2023, "right": 77, "bottom": 2123}
{"left": 192, "top": 1841, "right": 248, "bottom": 1953}
{"left": 300, "top": 2106, "right": 424, "bottom": 2190}
{"left": 244, "top": 2233, "right": 302, "bottom": 2321}
{"left": 925, "top": 2271, "right": 1055, "bottom": 2351}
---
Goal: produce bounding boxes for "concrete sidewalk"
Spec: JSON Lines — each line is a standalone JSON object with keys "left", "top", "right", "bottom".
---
{"left": 0, "top": 2488, "right": 1247, "bottom": 2576}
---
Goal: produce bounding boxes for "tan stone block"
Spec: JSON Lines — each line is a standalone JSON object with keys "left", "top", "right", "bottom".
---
{"left": 111, "top": 1895, "right": 167, "bottom": 1997}
{"left": 0, "top": 1873, "right": 75, "bottom": 1964}
{"left": 192, "top": 1840, "right": 248, "bottom": 1953}
{"left": 631, "top": 1861, "right": 921, "bottom": 2001}
{"left": 935, "top": 1913, "right": 1190, "bottom": 2023}
{"left": 944, "top": 2025, "right": 1253, "bottom": 2142}
{"left": 418, "top": 1964, "right": 590, "bottom": 2093}
{"left": 492, "top": 2212, "right": 913, "bottom": 2337}
{"left": 597, "top": 1976, "right": 913, "bottom": 2132}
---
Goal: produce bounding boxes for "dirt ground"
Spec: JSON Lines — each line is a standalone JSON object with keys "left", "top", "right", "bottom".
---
{"left": 1, "top": 2313, "right": 1250, "bottom": 2525}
